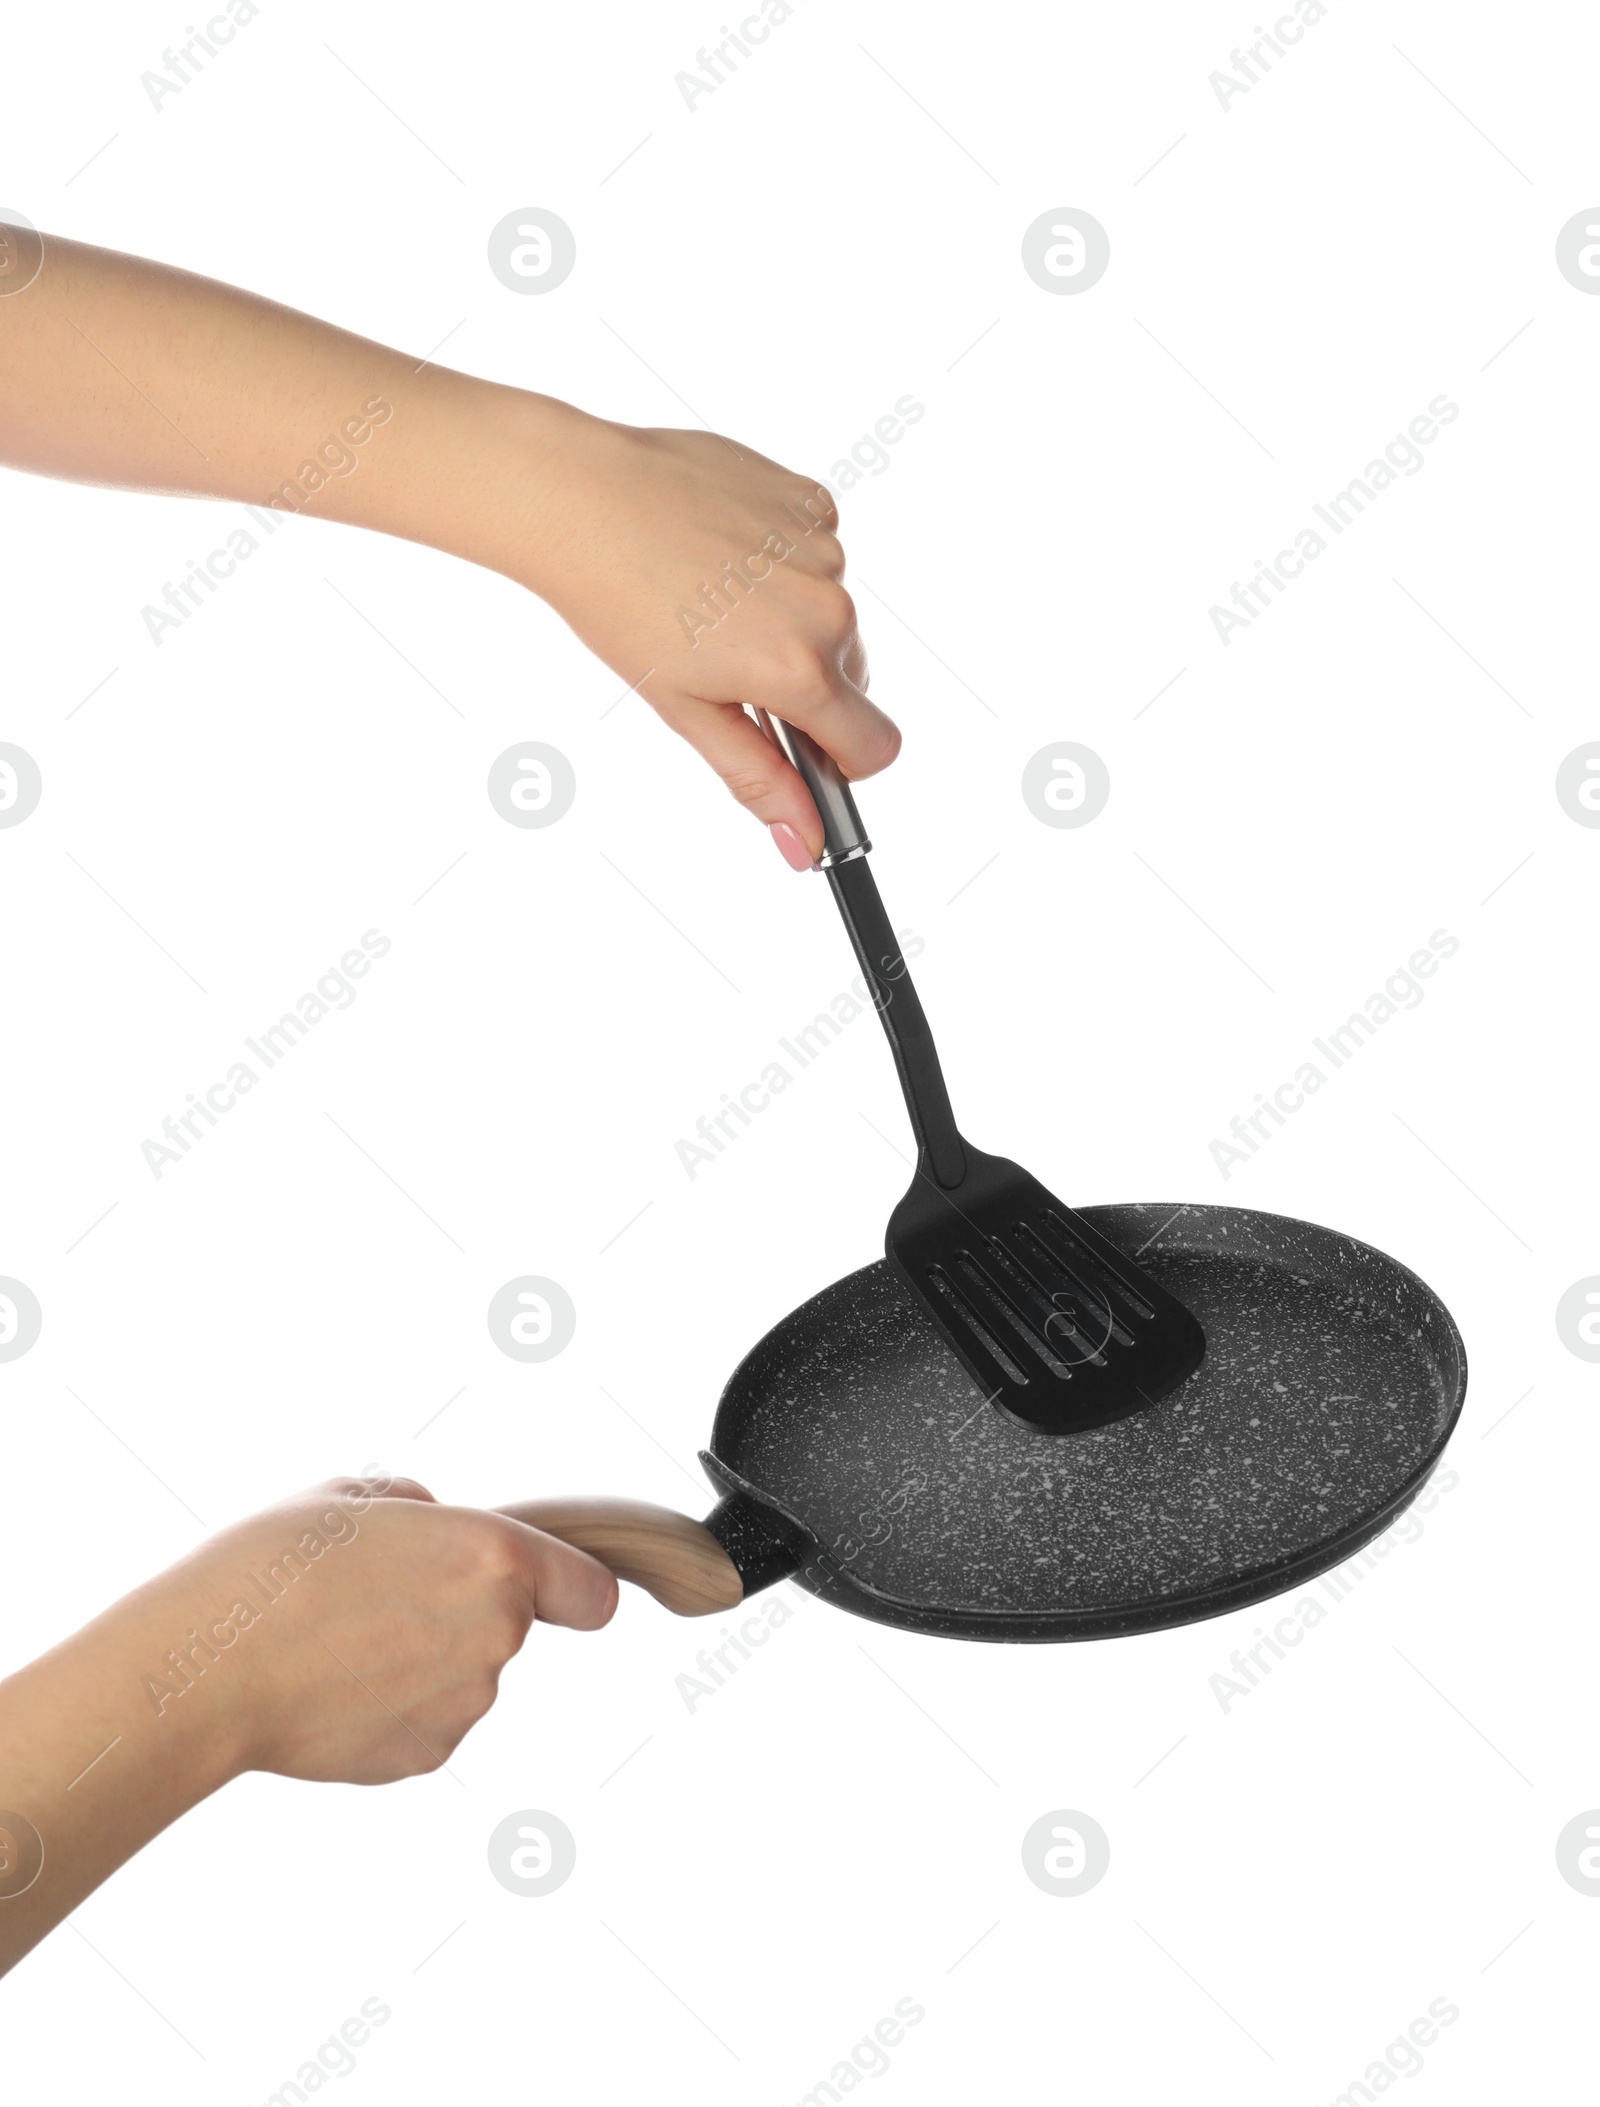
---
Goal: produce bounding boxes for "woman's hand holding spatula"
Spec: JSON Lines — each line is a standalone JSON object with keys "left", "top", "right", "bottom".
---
{"left": 0, "top": 232, "right": 901, "bottom": 863}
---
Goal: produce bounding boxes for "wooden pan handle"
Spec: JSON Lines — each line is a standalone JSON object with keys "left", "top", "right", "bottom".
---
{"left": 497, "top": 1496, "right": 743, "bottom": 1617}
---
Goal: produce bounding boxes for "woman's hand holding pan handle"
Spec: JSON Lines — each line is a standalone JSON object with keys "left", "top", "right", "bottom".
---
{"left": 0, "top": 1476, "right": 641, "bottom": 1978}
{"left": 497, "top": 1496, "right": 743, "bottom": 1617}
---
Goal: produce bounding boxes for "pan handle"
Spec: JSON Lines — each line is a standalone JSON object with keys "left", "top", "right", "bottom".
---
{"left": 497, "top": 1496, "right": 743, "bottom": 1616}
{"left": 499, "top": 1489, "right": 809, "bottom": 1616}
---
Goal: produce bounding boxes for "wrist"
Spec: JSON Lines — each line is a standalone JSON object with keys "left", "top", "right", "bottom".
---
{"left": 370, "top": 367, "right": 609, "bottom": 595}
{"left": 73, "top": 1573, "right": 258, "bottom": 1797}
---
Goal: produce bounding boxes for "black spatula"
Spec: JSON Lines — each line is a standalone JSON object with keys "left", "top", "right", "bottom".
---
{"left": 759, "top": 713, "right": 1206, "bottom": 1435}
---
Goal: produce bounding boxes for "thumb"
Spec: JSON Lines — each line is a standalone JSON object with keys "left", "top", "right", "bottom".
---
{"left": 490, "top": 1514, "right": 620, "bottom": 1631}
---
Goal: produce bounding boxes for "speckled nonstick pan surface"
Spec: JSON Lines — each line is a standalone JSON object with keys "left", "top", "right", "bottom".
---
{"left": 701, "top": 1200, "right": 1466, "bottom": 1642}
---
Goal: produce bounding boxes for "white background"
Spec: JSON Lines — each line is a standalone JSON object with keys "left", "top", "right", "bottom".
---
{"left": 3, "top": 0, "right": 1597, "bottom": 2099}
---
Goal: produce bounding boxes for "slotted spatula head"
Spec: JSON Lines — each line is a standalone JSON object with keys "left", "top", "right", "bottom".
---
{"left": 887, "top": 1142, "right": 1206, "bottom": 1433}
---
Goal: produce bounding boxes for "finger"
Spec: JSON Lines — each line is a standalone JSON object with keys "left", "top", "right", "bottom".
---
{"left": 796, "top": 524, "right": 845, "bottom": 579}
{"left": 842, "top": 626, "right": 869, "bottom": 695}
{"left": 368, "top": 1475, "right": 437, "bottom": 1504}
{"left": 497, "top": 1496, "right": 743, "bottom": 1616}
{"left": 679, "top": 570, "right": 889, "bottom": 779}
{"left": 322, "top": 1472, "right": 436, "bottom": 1506}
{"left": 791, "top": 477, "right": 839, "bottom": 534}
{"left": 655, "top": 695, "right": 830, "bottom": 861}
{"left": 754, "top": 582, "right": 898, "bottom": 782}
{"left": 778, "top": 670, "right": 900, "bottom": 784}
{"left": 490, "top": 1514, "right": 620, "bottom": 1631}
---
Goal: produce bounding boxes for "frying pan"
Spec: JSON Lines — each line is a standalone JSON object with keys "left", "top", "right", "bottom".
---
{"left": 508, "top": 1198, "right": 1466, "bottom": 1640}
{"left": 506, "top": 735, "right": 1467, "bottom": 1639}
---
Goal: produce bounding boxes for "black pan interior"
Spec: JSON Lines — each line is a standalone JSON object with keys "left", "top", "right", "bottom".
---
{"left": 703, "top": 1202, "right": 1467, "bottom": 1641}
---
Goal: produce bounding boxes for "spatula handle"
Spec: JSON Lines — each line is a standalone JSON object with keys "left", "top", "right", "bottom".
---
{"left": 827, "top": 855, "right": 968, "bottom": 1188}
{"left": 758, "top": 712, "right": 968, "bottom": 1190}
{"left": 755, "top": 711, "right": 871, "bottom": 867}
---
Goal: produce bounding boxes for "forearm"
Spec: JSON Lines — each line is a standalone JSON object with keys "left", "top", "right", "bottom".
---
{"left": 0, "top": 1584, "right": 241, "bottom": 1977}
{"left": 0, "top": 233, "right": 900, "bottom": 852}
{"left": 0, "top": 1476, "right": 619, "bottom": 1976}
{"left": 0, "top": 234, "right": 584, "bottom": 587}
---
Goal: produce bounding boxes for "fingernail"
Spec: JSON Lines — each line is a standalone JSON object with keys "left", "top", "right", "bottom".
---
{"left": 769, "top": 822, "right": 816, "bottom": 872}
